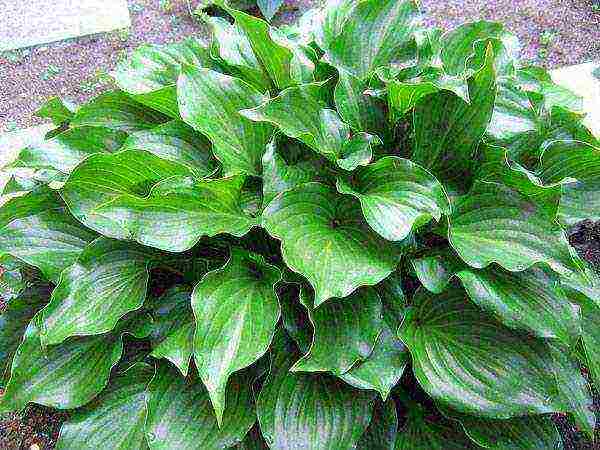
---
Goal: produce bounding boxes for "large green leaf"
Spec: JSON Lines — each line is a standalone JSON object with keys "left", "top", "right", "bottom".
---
{"left": 241, "top": 82, "right": 379, "bottom": 167}
{"left": 356, "top": 399, "right": 398, "bottom": 450}
{"left": 40, "top": 238, "right": 152, "bottom": 346}
{"left": 56, "top": 363, "right": 153, "bottom": 450}
{"left": 257, "top": 333, "right": 376, "bottom": 450}
{"left": 538, "top": 140, "right": 600, "bottom": 225}
{"left": 203, "top": 15, "right": 271, "bottom": 92}
{"left": 113, "top": 38, "right": 216, "bottom": 118}
{"left": 334, "top": 68, "right": 387, "bottom": 136}
{"left": 178, "top": 66, "right": 272, "bottom": 176}
{"left": 219, "top": 2, "right": 315, "bottom": 89}
{"left": 319, "top": 0, "right": 421, "bottom": 78}
{"left": 262, "top": 182, "right": 401, "bottom": 306}
{"left": 291, "top": 287, "right": 383, "bottom": 375}
{"left": 399, "top": 286, "right": 586, "bottom": 419}
{"left": 192, "top": 249, "right": 281, "bottom": 424}
{"left": 0, "top": 315, "right": 123, "bottom": 413}
{"left": 459, "top": 415, "right": 563, "bottom": 450}
{"left": 145, "top": 362, "right": 256, "bottom": 450}
{"left": 71, "top": 91, "right": 168, "bottom": 132}
{"left": 456, "top": 265, "right": 580, "bottom": 345}
{"left": 11, "top": 126, "right": 128, "bottom": 175}
{"left": 448, "top": 181, "right": 582, "bottom": 278}
{"left": 120, "top": 120, "right": 217, "bottom": 177}
{"left": 147, "top": 287, "right": 194, "bottom": 377}
{"left": 337, "top": 156, "right": 451, "bottom": 241}
{"left": 0, "top": 286, "right": 48, "bottom": 384}
{"left": 441, "top": 21, "right": 519, "bottom": 76}
{"left": 341, "top": 273, "right": 408, "bottom": 400}
{"left": 93, "top": 175, "right": 256, "bottom": 252}
{"left": 0, "top": 188, "right": 97, "bottom": 282}
{"left": 412, "top": 46, "right": 496, "bottom": 190}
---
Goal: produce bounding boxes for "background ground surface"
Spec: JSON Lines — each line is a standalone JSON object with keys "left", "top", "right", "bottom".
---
{"left": 0, "top": 0, "right": 599, "bottom": 449}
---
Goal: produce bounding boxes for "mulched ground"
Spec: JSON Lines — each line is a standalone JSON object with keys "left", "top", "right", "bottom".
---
{"left": 0, "top": 0, "right": 599, "bottom": 448}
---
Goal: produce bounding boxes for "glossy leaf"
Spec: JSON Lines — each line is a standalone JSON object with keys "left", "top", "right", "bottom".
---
{"left": 413, "top": 46, "right": 496, "bottom": 190}
{"left": 120, "top": 120, "right": 217, "bottom": 177}
{"left": 145, "top": 362, "right": 256, "bottom": 450}
{"left": 148, "top": 287, "right": 195, "bottom": 377}
{"left": 319, "top": 0, "right": 422, "bottom": 78}
{"left": 399, "top": 286, "right": 585, "bottom": 418}
{"left": 337, "top": 156, "right": 451, "bottom": 242}
{"left": 192, "top": 249, "right": 280, "bottom": 424}
{"left": 71, "top": 91, "right": 168, "bottom": 132}
{"left": 178, "top": 66, "right": 272, "bottom": 176}
{"left": 113, "top": 38, "right": 216, "bottom": 118}
{"left": 538, "top": 140, "right": 600, "bottom": 225}
{"left": 0, "top": 315, "right": 123, "bottom": 413}
{"left": 257, "top": 334, "right": 376, "bottom": 450}
{"left": 11, "top": 126, "right": 128, "bottom": 175}
{"left": 241, "top": 82, "right": 376, "bottom": 163}
{"left": 203, "top": 15, "right": 271, "bottom": 92}
{"left": 0, "top": 188, "right": 97, "bottom": 282}
{"left": 56, "top": 363, "right": 153, "bottom": 450}
{"left": 291, "top": 287, "right": 383, "bottom": 375}
{"left": 262, "top": 182, "right": 401, "bottom": 306}
{"left": 449, "top": 181, "right": 582, "bottom": 278}
{"left": 40, "top": 238, "right": 152, "bottom": 346}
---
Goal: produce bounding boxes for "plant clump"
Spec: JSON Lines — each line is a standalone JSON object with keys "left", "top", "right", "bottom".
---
{"left": 0, "top": 0, "right": 599, "bottom": 448}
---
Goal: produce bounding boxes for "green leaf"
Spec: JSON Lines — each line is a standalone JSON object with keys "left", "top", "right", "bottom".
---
{"left": 291, "top": 287, "right": 383, "bottom": 375}
{"left": 0, "top": 188, "right": 97, "bottom": 282}
{"left": 71, "top": 91, "right": 168, "bottom": 132}
{"left": 192, "top": 248, "right": 281, "bottom": 424}
{"left": 277, "top": 282, "right": 312, "bottom": 353}
{"left": 219, "top": 3, "right": 315, "bottom": 89}
{"left": 56, "top": 362, "right": 153, "bottom": 450}
{"left": 319, "top": 0, "right": 422, "bottom": 78}
{"left": 93, "top": 175, "right": 257, "bottom": 252}
{"left": 261, "top": 137, "right": 325, "bottom": 206}
{"left": 456, "top": 265, "right": 580, "bottom": 345}
{"left": 357, "top": 399, "right": 398, "bottom": 450}
{"left": 113, "top": 38, "right": 217, "bottom": 118}
{"left": 61, "top": 149, "right": 253, "bottom": 252}
{"left": 448, "top": 181, "right": 583, "bottom": 278}
{"left": 203, "top": 15, "right": 271, "bottom": 92}
{"left": 257, "top": 0, "right": 284, "bottom": 21}
{"left": 145, "top": 362, "right": 256, "bottom": 450}
{"left": 11, "top": 126, "right": 128, "bottom": 175}
{"left": 0, "top": 255, "right": 28, "bottom": 302}
{"left": 459, "top": 415, "right": 563, "bottom": 450}
{"left": 257, "top": 334, "right": 376, "bottom": 450}
{"left": 236, "top": 425, "right": 269, "bottom": 450}
{"left": 40, "top": 238, "right": 152, "bottom": 346}
{"left": 441, "top": 21, "right": 519, "bottom": 76}
{"left": 0, "top": 286, "right": 48, "bottom": 384}
{"left": 399, "top": 286, "right": 582, "bottom": 418}
{"left": 337, "top": 156, "right": 451, "bottom": 242}
{"left": 334, "top": 68, "right": 387, "bottom": 136}
{"left": 411, "top": 250, "right": 465, "bottom": 294}
{"left": 120, "top": 120, "right": 217, "bottom": 177}
{"left": 0, "top": 315, "right": 124, "bottom": 413}
{"left": 147, "top": 287, "right": 194, "bottom": 377}
{"left": 262, "top": 182, "right": 401, "bottom": 306}
{"left": 394, "top": 405, "right": 476, "bottom": 449}
{"left": 412, "top": 46, "right": 496, "bottom": 190}
{"left": 178, "top": 66, "right": 273, "bottom": 176}
{"left": 35, "top": 97, "right": 76, "bottom": 125}
{"left": 538, "top": 140, "right": 600, "bottom": 226}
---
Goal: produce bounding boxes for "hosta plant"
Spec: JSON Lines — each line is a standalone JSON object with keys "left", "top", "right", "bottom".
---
{"left": 1, "top": 0, "right": 599, "bottom": 448}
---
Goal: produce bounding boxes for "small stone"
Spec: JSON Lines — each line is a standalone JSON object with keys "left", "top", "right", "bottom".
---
{"left": 30, "top": 444, "right": 41, "bottom": 450}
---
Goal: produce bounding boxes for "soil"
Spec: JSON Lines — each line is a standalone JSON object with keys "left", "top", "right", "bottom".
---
{"left": 0, "top": 0, "right": 599, "bottom": 448}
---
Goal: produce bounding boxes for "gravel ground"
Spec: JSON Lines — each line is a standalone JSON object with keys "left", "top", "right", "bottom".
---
{"left": 0, "top": 0, "right": 599, "bottom": 448}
